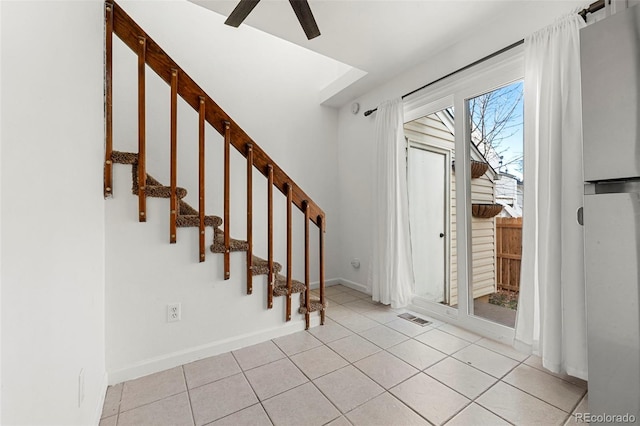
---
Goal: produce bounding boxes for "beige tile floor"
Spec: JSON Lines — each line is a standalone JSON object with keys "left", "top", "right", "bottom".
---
{"left": 100, "top": 284, "right": 588, "bottom": 426}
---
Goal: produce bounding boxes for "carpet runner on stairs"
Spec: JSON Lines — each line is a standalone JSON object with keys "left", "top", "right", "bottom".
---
{"left": 110, "top": 150, "right": 326, "bottom": 314}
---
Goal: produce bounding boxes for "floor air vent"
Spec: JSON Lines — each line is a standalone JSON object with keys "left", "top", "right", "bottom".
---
{"left": 398, "top": 312, "right": 432, "bottom": 327}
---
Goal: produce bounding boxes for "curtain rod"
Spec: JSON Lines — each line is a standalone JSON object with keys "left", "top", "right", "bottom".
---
{"left": 363, "top": 0, "right": 605, "bottom": 117}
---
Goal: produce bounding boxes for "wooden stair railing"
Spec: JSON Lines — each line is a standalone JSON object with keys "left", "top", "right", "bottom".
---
{"left": 105, "top": 2, "right": 324, "bottom": 226}
{"left": 104, "top": 0, "right": 326, "bottom": 328}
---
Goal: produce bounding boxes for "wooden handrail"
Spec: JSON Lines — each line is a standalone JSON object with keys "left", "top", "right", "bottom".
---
{"left": 110, "top": 1, "right": 325, "bottom": 227}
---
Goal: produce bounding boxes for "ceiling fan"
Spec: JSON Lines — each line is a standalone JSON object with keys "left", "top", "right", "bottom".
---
{"left": 224, "top": 0, "right": 321, "bottom": 40}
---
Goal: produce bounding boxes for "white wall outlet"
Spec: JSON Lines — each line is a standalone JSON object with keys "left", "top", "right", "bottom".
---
{"left": 78, "top": 368, "right": 85, "bottom": 407}
{"left": 167, "top": 303, "right": 181, "bottom": 322}
{"left": 350, "top": 258, "right": 361, "bottom": 268}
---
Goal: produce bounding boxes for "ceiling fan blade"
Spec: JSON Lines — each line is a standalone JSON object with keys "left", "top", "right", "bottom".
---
{"left": 225, "top": 0, "right": 261, "bottom": 27}
{"left": 289, "top": 0, "right": 321, "bottom": 40}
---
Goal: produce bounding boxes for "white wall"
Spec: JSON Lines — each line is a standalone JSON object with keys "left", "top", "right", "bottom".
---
{"left": 106, "top": 0, "right": 341, "bottom": 382}
{"left": 0, "top": 1, "right": 106, "bottom": 425}
{"left": 335, "top": 1, "right": 585, "bottom": 291}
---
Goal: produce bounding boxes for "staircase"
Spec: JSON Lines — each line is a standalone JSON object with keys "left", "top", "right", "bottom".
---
{"left": 104, "top": 1, "right": 326, "bottom": 329}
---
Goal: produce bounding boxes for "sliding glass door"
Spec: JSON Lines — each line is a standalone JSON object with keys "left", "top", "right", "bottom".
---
{"left": 403, "top": 48, "right": 524, "bottom": 341}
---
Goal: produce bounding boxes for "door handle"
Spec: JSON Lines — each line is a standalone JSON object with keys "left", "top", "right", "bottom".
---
{"left": 439, "top": 233, "right": 445, "bottom": 238}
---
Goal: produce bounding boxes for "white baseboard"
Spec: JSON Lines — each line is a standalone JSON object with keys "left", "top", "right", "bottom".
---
{"left": 309, "top": 278, "right": 368, "bottom": 294}
{"left": 335, "top": 278, "right": 369, "bottom": 294}
{"left": 108, "top": 316, "right": 319, "bottom": 385}
{"left": 309, "top": 278, "right": 341, "bottom": 290}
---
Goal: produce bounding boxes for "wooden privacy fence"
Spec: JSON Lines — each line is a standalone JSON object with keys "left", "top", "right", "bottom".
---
{"left": 496, "top": 217, "right": 522, "bottom": 292}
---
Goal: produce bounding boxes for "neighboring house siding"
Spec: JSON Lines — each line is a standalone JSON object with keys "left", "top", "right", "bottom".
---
{"left": 470, "top": 173, "right": 497, "bottom": 302}
{"left": 405, "top": 115, "right": 496, "bottom": 306}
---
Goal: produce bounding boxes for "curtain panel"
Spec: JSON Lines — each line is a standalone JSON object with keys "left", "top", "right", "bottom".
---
{"left": 515, "top": 12, "right": 588, "bottom": 380}
{"left": 369, "top": 98, "right": 414, "bottom": 308}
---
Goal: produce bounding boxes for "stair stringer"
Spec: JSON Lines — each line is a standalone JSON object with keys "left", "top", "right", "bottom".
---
{"left": 105, "top": 162, "right": 318, "bottom": 384}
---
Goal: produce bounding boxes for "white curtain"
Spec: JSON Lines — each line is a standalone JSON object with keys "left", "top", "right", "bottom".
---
{"left": 369, "top": 98, "right": 414, "bottom": 308}
{"left": 514, "top": 12, "right": 588, "bottom": 380}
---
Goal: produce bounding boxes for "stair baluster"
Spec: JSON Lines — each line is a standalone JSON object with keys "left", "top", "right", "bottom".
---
{"left": 319, "top": 215, "right": 325, "bottom": 325}
{"left": 304, "top": 201, "right": 310, "bottom": 329}
{"left": 104, "top": 2, "right": 114, "bottom": 198}
{"left": 267, "top": 165, "right": 274, "bottom": 309}
{"left": 246, "top": 144, "right": 254, "bottom": 294}
{"left": 198, "top": 97, "right": 206, "bottom": 262}
{"left": 223, "top": 121, "right": 231, "bottom": 279}
{"left": 170, "top": 69, "right": 178, "bottom": 243}
{"left": 286, "top": 183, "right": 293, "bottom": 321}
{"left": 137, "top": 36, "right": 147, "bottom": 222}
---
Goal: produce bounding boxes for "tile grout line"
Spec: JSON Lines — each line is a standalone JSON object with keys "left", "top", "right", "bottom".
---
{"left": 272, "top": 335, "right": 353, "bottom": 422}
{"left": 278, "top": 324, "right": 409, "bottom": 422}
{"left": 116, "top": 388, "right": 188, "bottom": 417}
{"left": 437, "top": 357, "right": 517, "bottom": 425}
{"left": 115, "top": 383, "right": 123, "bottom": 426}
{"left": 181, "top": 365, "right": 197, "bottom": 426}
{"left": 468, "top": 356, "right": 562, "bottom": 425}
{"left": 249, "top": 338, "right": 347, "bottom": 425}
{"left": 228, "top": 349, "right": 277, "bottom": 426}
{"left": 496, "top": 358, "right": 587, "bottom": 413}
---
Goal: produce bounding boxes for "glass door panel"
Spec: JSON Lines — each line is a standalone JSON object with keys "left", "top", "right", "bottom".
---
{"left": 466, "top": 81, "right": 523, "bottom": 327}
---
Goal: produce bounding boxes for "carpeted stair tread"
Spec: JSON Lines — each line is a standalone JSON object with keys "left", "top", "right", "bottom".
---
{"left": 298, "top": 297, "right": 327, "bottom": 314}
{"left": 176, "top": 215, "right": 223, "bottom": 228}
{"left": 129, "top": 165, "right": 187, "bottom": 199}
{"left": 111, "top": 151, "right": 138, "bottom": 165}
{"left": 146, "top": 185, "right": 188, "bottom": 199}
{"left": 251, "top": 255, "right": 282, "bottom": 276}
{"left": 210, "top": 228, "right": 249, "bottom": 253}
{"left": 111, "top": 153, "right": 223, "bottom": 231}
{"left": 273, "top": 274, "right": 306, "bottom": 296}
{"left": 179, "top": 200, "right": 198, "bottom": 216}
{"left": 143, "top": 172, "right": 162, "bottom": 187}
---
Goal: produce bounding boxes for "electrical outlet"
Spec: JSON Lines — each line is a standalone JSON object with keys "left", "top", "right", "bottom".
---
{"left": 167, "top": 303, "right": 181, "bottom": 322}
